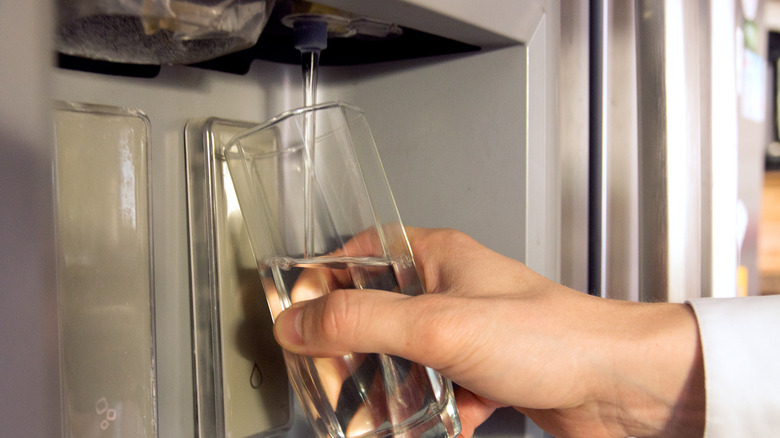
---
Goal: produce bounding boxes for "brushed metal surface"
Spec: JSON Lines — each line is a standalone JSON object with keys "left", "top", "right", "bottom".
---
{"left": 635, "top": 0, "right": 705, "bottom": 303}
{"left": 559, "top": 0, "right": 590, "bottom": 293}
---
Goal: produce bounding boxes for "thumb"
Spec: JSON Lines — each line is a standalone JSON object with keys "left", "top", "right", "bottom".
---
{"left": 273, "top": 288, "right": 454, "bottom": 367}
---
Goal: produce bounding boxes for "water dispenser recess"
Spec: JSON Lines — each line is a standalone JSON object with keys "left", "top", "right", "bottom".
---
{"left": 185, "top": 118, "right": 292, "bottom": 438}
{"left": 40, "top": 1, "right": 559, "bottom": 437}
{"left": 53, "top": 102, "right": 157, "bottom": 438}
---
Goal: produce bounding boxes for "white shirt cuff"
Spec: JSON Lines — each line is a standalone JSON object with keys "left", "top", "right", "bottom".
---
{"left": 687, "top": 296, "right": 780, "bottom": 438}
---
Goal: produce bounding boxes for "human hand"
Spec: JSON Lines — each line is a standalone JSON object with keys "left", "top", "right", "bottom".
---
{"left": 273, "top": 228, "right": 705, "bottom": 437}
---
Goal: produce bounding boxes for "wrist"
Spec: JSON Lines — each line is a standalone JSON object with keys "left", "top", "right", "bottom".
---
{"left": 593, "top": 301, "right": 705, "bottom": 437}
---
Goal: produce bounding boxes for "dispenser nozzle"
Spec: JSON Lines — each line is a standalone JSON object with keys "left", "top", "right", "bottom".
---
{"left": 292, "top": 17, "right": 327, "bottom": 108}
{"left": 281, "top": 1, "right": 402, "bottom": 42}
{"left": 293, "top": 19, "right": 328, "bottom": 53}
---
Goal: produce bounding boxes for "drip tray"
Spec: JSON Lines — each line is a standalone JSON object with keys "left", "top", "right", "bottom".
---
{"left": 185, "top": 118, "right": 291, "bottom": 437}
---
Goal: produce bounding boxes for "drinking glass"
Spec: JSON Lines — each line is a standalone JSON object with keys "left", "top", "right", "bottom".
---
{"left": 225, "top": 102, "right": 461, "bottom": 438}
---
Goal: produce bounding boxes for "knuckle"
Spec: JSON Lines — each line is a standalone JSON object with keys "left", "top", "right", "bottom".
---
{"left": 425, "top": 229, "right": 474, "bottom": 260}
{"left": 440, "top": 228, "right": 475, "bottom": 247}
{"left": 432, "top": 227, "right": 466, "bottom": 242}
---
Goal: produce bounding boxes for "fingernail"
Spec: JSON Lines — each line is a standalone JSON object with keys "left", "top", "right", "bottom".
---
{"left": 275, "top": 305, "right": 304, "bottom": 347}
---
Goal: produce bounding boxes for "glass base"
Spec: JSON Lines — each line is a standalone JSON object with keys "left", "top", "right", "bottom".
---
{"left": 290, "top": 352, "right": 462, "bottom": 438}
{"left": 405, "top": 391, "right": 461, "bottom": 438}
{"left": 305, "top": 392, "right": 461, "bottom": 438}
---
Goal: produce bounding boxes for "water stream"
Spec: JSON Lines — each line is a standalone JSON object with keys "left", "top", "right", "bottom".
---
{"left": 301, "top": 48, "right": 320, "bottom": 258}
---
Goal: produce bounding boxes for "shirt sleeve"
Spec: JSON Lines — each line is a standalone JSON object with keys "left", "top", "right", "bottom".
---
{"left": 687, "top": 296, "right": 780, "bottom": 438}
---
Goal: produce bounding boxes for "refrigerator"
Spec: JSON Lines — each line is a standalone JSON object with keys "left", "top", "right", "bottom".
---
{"left": 0, "top": 0, "right": 746, "bottom": 437}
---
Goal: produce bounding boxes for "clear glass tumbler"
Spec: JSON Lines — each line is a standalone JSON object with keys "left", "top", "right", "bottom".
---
{"left": 225, "top": 102, "right": 461, "bottom": 438}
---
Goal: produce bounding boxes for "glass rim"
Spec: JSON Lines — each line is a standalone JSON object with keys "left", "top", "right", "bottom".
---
{"left": 227, "top": 101, "right": 363, "bottom": 148}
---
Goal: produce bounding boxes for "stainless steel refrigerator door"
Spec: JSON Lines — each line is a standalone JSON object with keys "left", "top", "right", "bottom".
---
{"left": 592, "top": 0, "right": 740, "bottom": 302}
